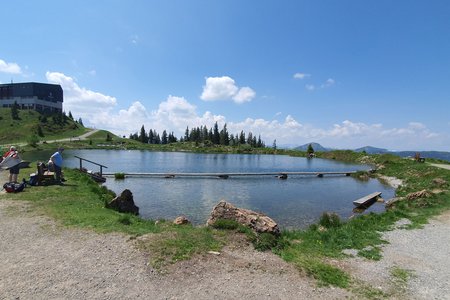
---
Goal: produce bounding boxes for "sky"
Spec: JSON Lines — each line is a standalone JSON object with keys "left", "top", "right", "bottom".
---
{"left": 1, "top": 0, "right": 449, "bottom": 151}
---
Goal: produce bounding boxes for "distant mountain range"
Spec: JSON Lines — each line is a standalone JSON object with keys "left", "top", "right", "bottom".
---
{"left": 293, "top": 143, "right": 450, "bottom": 162}
{"left": 293, "top": 142, "right": 330, "bottom": 152}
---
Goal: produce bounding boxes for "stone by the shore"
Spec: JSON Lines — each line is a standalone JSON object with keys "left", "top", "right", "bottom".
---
{"left": 173, "top": 216, "right": 191, "bottom": 225}
{"left": 207, "top": 200, "right": 280, "bottom": 235}
{"left": 406, "top": 189, "right": 431, "bottom": 200}
{"left": 106, "top": 189, "right": 139, "bottom": 215}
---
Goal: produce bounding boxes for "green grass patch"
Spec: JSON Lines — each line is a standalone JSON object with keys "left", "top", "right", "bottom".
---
{"left": 391, "top": 266, "right": 413, "bottom": 286}
{"left": 114, "top": 172, "right": 125, "bottom": 180}
{"left": 136, "top": 226, "right": 224, "bottom": 269}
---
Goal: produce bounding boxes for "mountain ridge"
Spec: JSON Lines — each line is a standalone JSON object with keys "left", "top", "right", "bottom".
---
{"left": 293, "top": 142, "right": 450, "bottom": 162}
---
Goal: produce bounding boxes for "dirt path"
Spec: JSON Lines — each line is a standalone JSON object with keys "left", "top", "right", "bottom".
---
{"left": 429, "top": 163, "right": 450, "bottom": 171}
{"left": 0, "top": 199, "right": 352, "bottom": 300}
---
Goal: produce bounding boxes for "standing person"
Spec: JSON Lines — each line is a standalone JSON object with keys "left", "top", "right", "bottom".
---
{"left": 2, "top": 146, "right": 20, "bottom": 183}
{"left": 50, "top": 147, "right": 64, "bottom": 183}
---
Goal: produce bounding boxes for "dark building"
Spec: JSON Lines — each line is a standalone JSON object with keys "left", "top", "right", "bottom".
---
{"left": 0, "top": 82, "right": 63, "bottom": 113}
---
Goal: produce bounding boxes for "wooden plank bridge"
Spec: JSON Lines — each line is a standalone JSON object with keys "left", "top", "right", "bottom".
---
{"left": 353, "top": 192, "right": 382, "bottom": 207}
{"left": 102, "top": 171, "right": 357, "bottom": 179}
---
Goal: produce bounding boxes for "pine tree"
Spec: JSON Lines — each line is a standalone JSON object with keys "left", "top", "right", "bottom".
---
{"left": 247, "top": 132, "right": 253, "bottom": 146}
{"left": 68, "top": 111, "right": 73, "bottom": 120}
{"left": 37, "top": 125, "right": 44, "bottom": 137}
{"left": 148, "top": 129, "right": 154, "bottom": 144}
{"left": 11, "top": 101, "right": 19, "bottom": 120}
{"left": 184, "top": 126, "right": 190, "bottom": 142}
{"left": 161, "top": 130, "right": 168, "bottom": 144}
{"left": 219, "top": 123, "right": 230, "bottom": 145}
{"left": 239, "top": 131, "right": 246, "bottom": 144}
{"left": 307, "top": 144, "right": 315, "bottom": 154}
{"left": 213, "top": 122, "right": 220, "bottom": 144}
{"left": 139, "top": 125, "right": 148, "bottom": 143}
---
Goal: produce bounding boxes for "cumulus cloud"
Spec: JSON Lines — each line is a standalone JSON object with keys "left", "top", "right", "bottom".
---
{"left": 305, "top": 84, "right": 315, "bottom": 91}
{"left": 293, "top": 73, "right": 310, "bottom": 80}
{"left": 0, "top": 59, "right": 22, "bottom": 74}
{"left": 321, "top": 78, "right": 335, "bottom": 88}
{"left": 200, "top": 76, "right": 255, "bottom": 103}
{"left": 46, "top": 71, "right": 117, "bottom": 125}
{"left": 304, "top": 78, "right": 335, "bottom": 91}
{"left": 41, "top": 71, "right": 443, "bottom": 150}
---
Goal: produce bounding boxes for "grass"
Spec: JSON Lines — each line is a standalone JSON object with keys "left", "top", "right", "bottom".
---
{"left": 273, "top": 153, "right": 450, "bottom": 287}
{"left": 391, "top": 266, "right": 414, "bottom": 287}
{"left": 0, "top": 108, "right": 87, "bottom": 145}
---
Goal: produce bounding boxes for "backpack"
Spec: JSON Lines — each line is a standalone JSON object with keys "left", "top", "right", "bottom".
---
{"left": 3, "top": 182, "right": 26, "bottom": 193}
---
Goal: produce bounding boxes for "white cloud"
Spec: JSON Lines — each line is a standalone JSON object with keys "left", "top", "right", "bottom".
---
{"left": 130, "top": 34, "right": 139, "bottom": 45}
{"left": 0, "top": 59, "right": 22, "bottom": 74}
{"left": 46, "top": 71, "right": 117, "bottom": 121}
{"left": 305, "top": 78, "right": 335, "bottom": 91}
{"left": 321, "top": 78, "right": 335, "bottom": 88}
{"left": 76, "top": 91, "right": 445, "bottom": 150}
{"left": 305, "top": 84, "right": 315, "bottom": 91}
{"left": 232, "top": 86, "right": 256, "bottom": 104}
{"left": 40, "top": 71, "right": 444, "bottom": 150}
{"left": 200, "top": 76, "right": 255, "bottom": 103}
{"left": 293, "top": 73, "right": 310, "bottom": 80}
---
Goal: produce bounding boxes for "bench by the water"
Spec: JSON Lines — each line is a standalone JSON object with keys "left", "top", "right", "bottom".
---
{"left": 103, "top": 171, "right": 357, "bottom": 179}
{"left": 353, "top": 192, "right": 382, "bottom": 207}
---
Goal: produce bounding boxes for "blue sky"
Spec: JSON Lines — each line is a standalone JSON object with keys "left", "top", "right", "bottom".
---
{"left": 1, "top": 1, "right": 449, "bottom": 151}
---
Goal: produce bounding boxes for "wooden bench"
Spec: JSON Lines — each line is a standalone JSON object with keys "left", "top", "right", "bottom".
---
{"left": 36, "top": 162, "right": 55, "bottom": 185}
{"left": 353, "top": 192, "right": 382, "bottom": 208}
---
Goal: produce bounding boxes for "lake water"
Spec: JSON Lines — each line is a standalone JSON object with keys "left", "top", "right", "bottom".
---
{"left": 23, "top": 149, "right": 395, "bottom": 229}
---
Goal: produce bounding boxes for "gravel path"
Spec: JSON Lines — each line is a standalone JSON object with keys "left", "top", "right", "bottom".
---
{"left": 341, "top": 211, "right": 450, "bottom": 299}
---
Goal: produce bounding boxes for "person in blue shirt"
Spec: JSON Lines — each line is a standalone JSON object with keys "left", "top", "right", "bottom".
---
{"left": 49, "top": 147, "right": 64, "bottom": 183}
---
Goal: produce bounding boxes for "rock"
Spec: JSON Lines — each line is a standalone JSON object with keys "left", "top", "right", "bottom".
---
{"left": 406, "top": 189, "right": 432, "bottom": 200}
{"left": 207, "top": 200, "right": 280, "bottom": 235}
{"left": 106, "top": 189, "right": 139, "bottom": 215}
{"left": 432, "top": 178, "right": 447, "bottom": 187}
{"left": 173, "top": 216, "right": 190, "bottom": 225}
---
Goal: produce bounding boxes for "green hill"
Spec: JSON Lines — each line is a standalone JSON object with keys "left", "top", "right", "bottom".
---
{"left": 0, "top": 108, "right": 88, "bottom": 144}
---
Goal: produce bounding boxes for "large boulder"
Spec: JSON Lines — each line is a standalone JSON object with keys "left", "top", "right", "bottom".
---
{"left": 207, "top": 200, "right": 280, "bottom": 235}
{"left": 106, "top": 189, "right": 139, "bottom": 215}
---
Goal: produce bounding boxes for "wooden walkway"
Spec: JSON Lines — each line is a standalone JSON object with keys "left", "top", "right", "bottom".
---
{"left": 353, "top": 192, "right": 382, "bottom": 207}
{"left": 103, "top": 171, "right": 357, "bottom": 179}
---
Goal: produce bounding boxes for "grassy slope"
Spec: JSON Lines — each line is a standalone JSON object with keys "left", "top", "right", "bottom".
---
{"left": 0, "top": 108, "right": 88, "bottom": 145}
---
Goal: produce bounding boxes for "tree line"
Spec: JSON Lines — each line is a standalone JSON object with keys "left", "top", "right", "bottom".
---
{"left": 129, "top": 122, "right": 266, "bottom": 148}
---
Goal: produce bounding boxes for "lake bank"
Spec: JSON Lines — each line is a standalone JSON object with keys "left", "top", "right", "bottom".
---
{"left": 3, "top": 150, "right": 449, "bottom": 295}
{"left": 22, "top": 149, "right": 395, "bottom": 228}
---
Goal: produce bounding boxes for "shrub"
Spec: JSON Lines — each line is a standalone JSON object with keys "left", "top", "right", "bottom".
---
{"left": 319, "top": 212, "right": 342, "bottom": 229}
{"left": 211, "top": 219, "right": 239, "bottom": 230}
{"left": 114, "top": 173, "right": 125, "bottom": 179}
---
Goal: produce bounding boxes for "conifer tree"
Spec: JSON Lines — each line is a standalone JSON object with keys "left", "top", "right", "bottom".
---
{"left": 139, "top": 125, "right": 148, "bottom": 143}
{"left": 213, "top": 122, "right": 220, "bottom": 144}
{"left": 161, "top": 130, "right": 168, "bottom": 144}
{"left": 11, "top": 101, "right": 20, "bottom": 120}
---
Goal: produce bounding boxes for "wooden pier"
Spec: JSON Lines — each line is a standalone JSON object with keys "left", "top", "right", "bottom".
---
{"left": 102, "top": 171, "right": 357, "bottom": 179}
{"left": 353, "top": 192, "right": 382, "bottom": 208}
